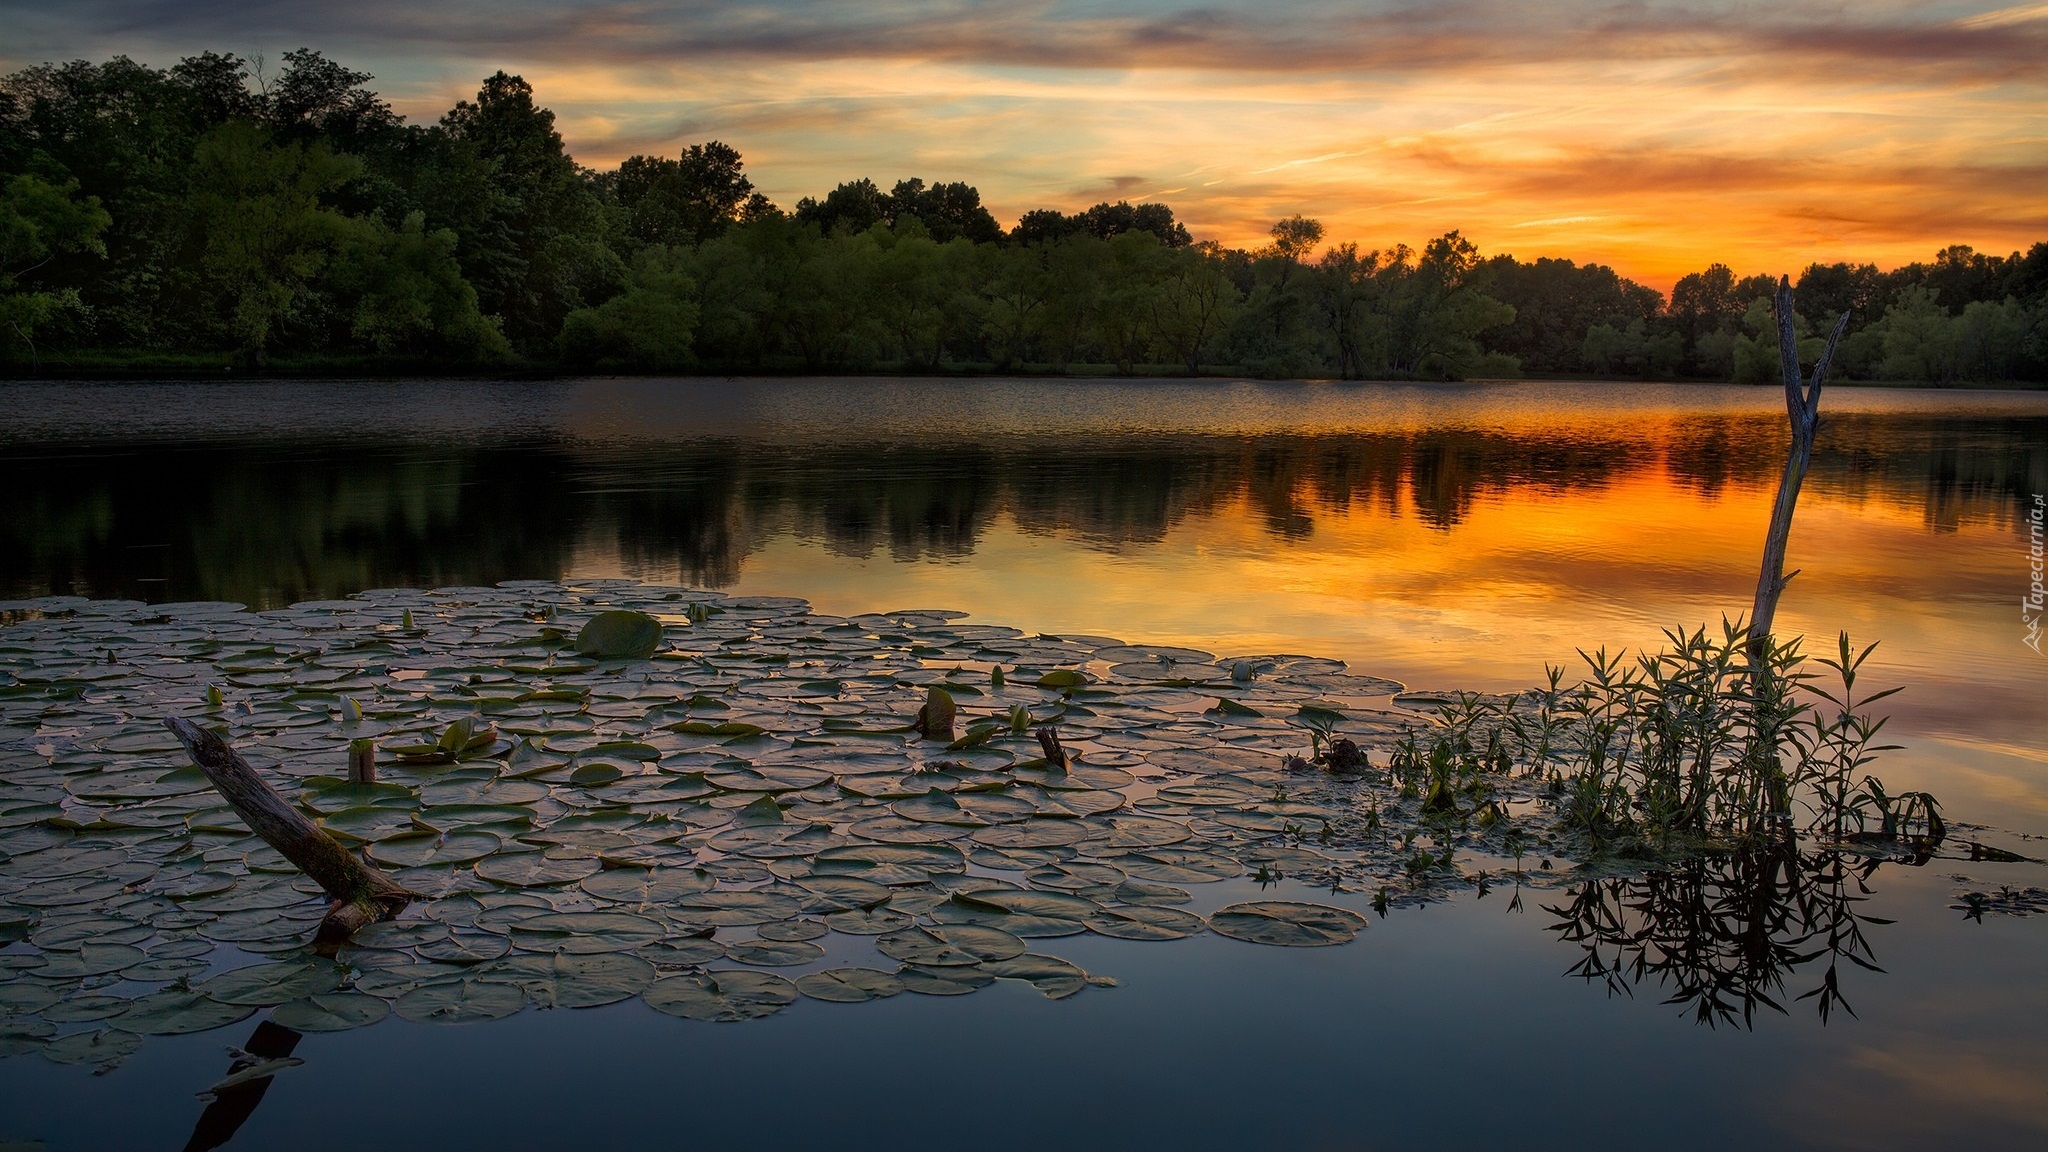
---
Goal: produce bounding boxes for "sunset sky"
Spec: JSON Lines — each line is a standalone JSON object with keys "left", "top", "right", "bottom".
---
{"left": 5, "top": 1, "right": 2045, "bottom": 290}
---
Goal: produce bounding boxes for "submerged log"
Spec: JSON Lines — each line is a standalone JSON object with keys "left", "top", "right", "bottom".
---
{"left": 1747, "top": 277, "right": 1851, "bottom": 670}
{"left": 166, "top": 717, "right": 416, "bottom": 944}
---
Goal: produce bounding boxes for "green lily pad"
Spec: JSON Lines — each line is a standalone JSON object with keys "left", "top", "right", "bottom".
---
{"left": 576, "top": 611, "right": 664, "bottom": 660}
{"left": 1084, "top": 905, "right": 1206, "bottom": 941}
{"left": 118, "top": 990, "right": 257, "bottom": 1036}
{"left": 725, "top": 939, "right": 825, "bottom": 967}
{"left": 269, "top": 993, "right": 391, "bottom": 1032}
{"left": 474, "top": 853, "right": 602, "bottom": 887}
{"left": 982, "top": 953, "right": 1094, "bottom": 999}
{"left": 896, "top": 964, "right": 995, "bottom": 996}
{"left": 393, "top": 977, "right": 528, "bottom": 1024}
{"left": 42, "top": 1028, "right": 142, "bottom": 1068}
{"left": 367, "top": 830, "right": 502, "bottom": 868}
{"left": 202, "top": 960, "right": 345, "bottom": 1005}
{"left": 876, "top": 924, "right": 1025, "bottom": 967}
{"left": 796, "top": 968, "right": 904, "bottom": 1003}
{"left": 643, "top": 970, "right": 797, "bottom": 1022}
{"left": 1208, "top": 901, "right": 1366, "bottom": 947}
{"left": 480, "top": 953, "right": 655, "bottom": 1009}
{"left": 507, "top": 911, "right": 666, "bottom": 954}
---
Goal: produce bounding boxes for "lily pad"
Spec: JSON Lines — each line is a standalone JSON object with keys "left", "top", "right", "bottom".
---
{"left": 42, "top": 1028, "right": 142, "bottom": 1068}
{"left": 983, "top": 953, "right": 1091, "bottom": 999}
{"left": 1208, "top": 901, "right": 1366, "bottom": 947}
{"left": 643, "top": 970, "right": 797, "bottom": 1022}
{"left": 576, "top": 611, "right": 664, "bottom": 660}
{"left": 876, "top": 924, "right": 1025, "bottom": 967}
{"left": 118, "top": 990, "right": 257, "bottom": 1036}
{"left": 269, "top": 993, "right": 391, "bottom": 1032}
{"left": 796, "top": 968, "right": 904, "bottom": 1003}
{"left": 392, "top": 977, "right": 528, "bottom": 1024}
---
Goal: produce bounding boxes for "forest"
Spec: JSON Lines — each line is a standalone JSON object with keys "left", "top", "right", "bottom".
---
{"left": 3, "top": 51, "right": 2045, "bottom": 382}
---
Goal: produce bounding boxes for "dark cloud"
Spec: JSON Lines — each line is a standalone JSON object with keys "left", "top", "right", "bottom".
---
{"left": 4, "top": 1, "right": 2044, "bottom": 84}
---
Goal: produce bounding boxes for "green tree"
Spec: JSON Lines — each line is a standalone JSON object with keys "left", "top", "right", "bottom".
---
{"left": 1877, "top": 285, "right": 1958, "bottom": 383}
{"left": 1153, "top": 242, "right": 1240, "bottom": 374}
{"left": 441, "top": 72, "right": 622, "bottom": 349}
{"left": 330, "top": 210, "right": 508, "bottom": 359}
{"left": 184, "top": 121, "right": 361, "bottom": 360}
{"left": 608, "top": 142, "right": 756, "bottom": 248}
{"left": 559, "top": 245, "right": 699, "bottom": 369}
{"left": 0, "top": 173, "right": 111, "bottom": 359}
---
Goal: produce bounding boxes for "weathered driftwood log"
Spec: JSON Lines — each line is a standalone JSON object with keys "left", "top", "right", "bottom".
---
{"left": 1748, "top": 277, "right": 1851, "bottom": 671}
{"left": 166, "top": 717, "right": 416, "bottom": 944}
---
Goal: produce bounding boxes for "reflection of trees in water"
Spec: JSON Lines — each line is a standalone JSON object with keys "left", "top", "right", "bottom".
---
{"left": 1668, "top": 412, "right": 2048, "bottom": 533}
{"left": 1545, "top": 848, "right": 1891, "bottom": 1028}
{"left": 3, "top": 412, "right": 2040, "bottom": 605}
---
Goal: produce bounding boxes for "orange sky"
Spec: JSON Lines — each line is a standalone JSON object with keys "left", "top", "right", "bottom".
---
{"left": 7, "top": 1, "right": 2046, "bottom": 290}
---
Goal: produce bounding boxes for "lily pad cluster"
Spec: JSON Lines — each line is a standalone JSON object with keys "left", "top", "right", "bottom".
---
{"left": 0, "top": 580, "right": 1552, "bottom": 1071}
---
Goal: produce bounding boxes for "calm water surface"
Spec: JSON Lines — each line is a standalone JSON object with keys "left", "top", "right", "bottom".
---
{"left": 1, "top": 377, "right": 2044, "bottom": 1150}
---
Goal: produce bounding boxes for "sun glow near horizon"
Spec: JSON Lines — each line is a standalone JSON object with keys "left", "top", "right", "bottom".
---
{"left": 5, "top": 1, "right": 2046, "bottom": 291}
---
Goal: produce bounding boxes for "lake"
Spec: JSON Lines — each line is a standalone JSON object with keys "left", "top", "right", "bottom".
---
{"left": 1, "top": 377, "right": 2044, "bottom": 1150}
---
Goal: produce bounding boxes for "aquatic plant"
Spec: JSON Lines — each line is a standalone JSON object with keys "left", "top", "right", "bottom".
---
{"left": 1401, "top": 619, "right": 1935, "bottom": 853}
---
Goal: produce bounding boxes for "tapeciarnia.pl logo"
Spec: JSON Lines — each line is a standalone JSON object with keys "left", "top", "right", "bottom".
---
{"left": 2026, "top": 493, "right": 2045, "bottom": 655}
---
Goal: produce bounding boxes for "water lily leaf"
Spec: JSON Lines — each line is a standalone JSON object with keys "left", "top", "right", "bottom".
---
{"left": 1208, "top": 901, "right": 1366, "bottom": 947}
{"left": 119, "top": 990, "right": 257, "bottom": 1035}
{"left": 1035, "top": 670, "right": 1087, "bottom": 689}
{"left": 668, "top": 890, "right": 805, "bottom": 926}
{"left": 393, "top": 977, "right": 527, "bottom": 1024}
{"left": 42, "top": 1028, "right": 142, "bottom": 1068}
{"left": 725, "top": 938, "right": 825, "bottom": 966}
{"left": 758, "top": 918, "right": 829, "bottom": 942}
{"left": 823, "top": 907, "right": 915, "bottom": 935}
{"left": 480, "top": 953, "right": 655, "bottom": 1009}
{"left": 876, "top": 924, "right": 1025, "bottom": 967}
{"left": 576, "top": 611, "right": 663, "bottom": 660}
{"left": 35, "top": 943, "right": 146, "bottom": 979}
{"left": 417, "top": 933, "right": 512, "bottom": 964}
{"left": 474, "top": 853, "right": 602, "bottom": 887}
{"left": 793, "top": 875, "right": 894, "bottom": 910}
{"left": 896, "top": 964, "right": 995, "bottom": 996}
{"left": 202, "top": 960, "right": 344, "bottom": 1005}
{"left": 983, "top": 953, "right": 1090, "bottom": 999}
{"left": 269, "top": 992, "right": 391, "bottom": 1032}
{"left": 508, "top": 911, "right": 665, "bottom": 954}
{"left": 1084, "top": 905, "right": 1206, "bottom": 940}
{"left": 580, "top": 867, "right": 714, "bottom": 904}
{"left": 969, "top": 821, "right": 1091, "bottom": 849}
{"left": 947, "top": 888, "right": 1099, "bottom": 919}
{"left": 642, "top": 939, "right": 727, "bottom": 966}
{"left": 666, "top": 720, "right": 768, "bottom": 738}
{"left": 796, "top": 968, "right": 904, "bottom": 1003}
{"left": 367, "top": 830, "right": 501, "bottom": 868}
{"left": 643, "top": 970, "right": 797, "bottom": 1022}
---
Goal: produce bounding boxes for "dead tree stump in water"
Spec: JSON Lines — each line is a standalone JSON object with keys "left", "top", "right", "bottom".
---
{"left": 1748, "top": 277, "right": 1851, "bottom": 672}
{"left": 166, "top": 717, "right": 416, "bottom": 944}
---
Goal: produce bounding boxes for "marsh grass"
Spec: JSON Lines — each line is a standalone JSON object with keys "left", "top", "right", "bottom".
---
{"left": 1393, "top": 619, "right": 1941, "bottom": 855}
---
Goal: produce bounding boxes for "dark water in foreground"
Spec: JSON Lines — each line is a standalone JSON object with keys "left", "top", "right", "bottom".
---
{"left": 1, "top": 378, "right": 2045, "bottom": 1150}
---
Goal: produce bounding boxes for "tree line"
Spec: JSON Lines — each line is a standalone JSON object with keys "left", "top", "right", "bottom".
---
{"left": 4, "top": 52, "right": 2045, "bottom": 382}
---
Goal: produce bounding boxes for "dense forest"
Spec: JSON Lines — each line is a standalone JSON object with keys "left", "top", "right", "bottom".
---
{"left": 4, "top": 51, "right": 2045, "bottom": 382}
